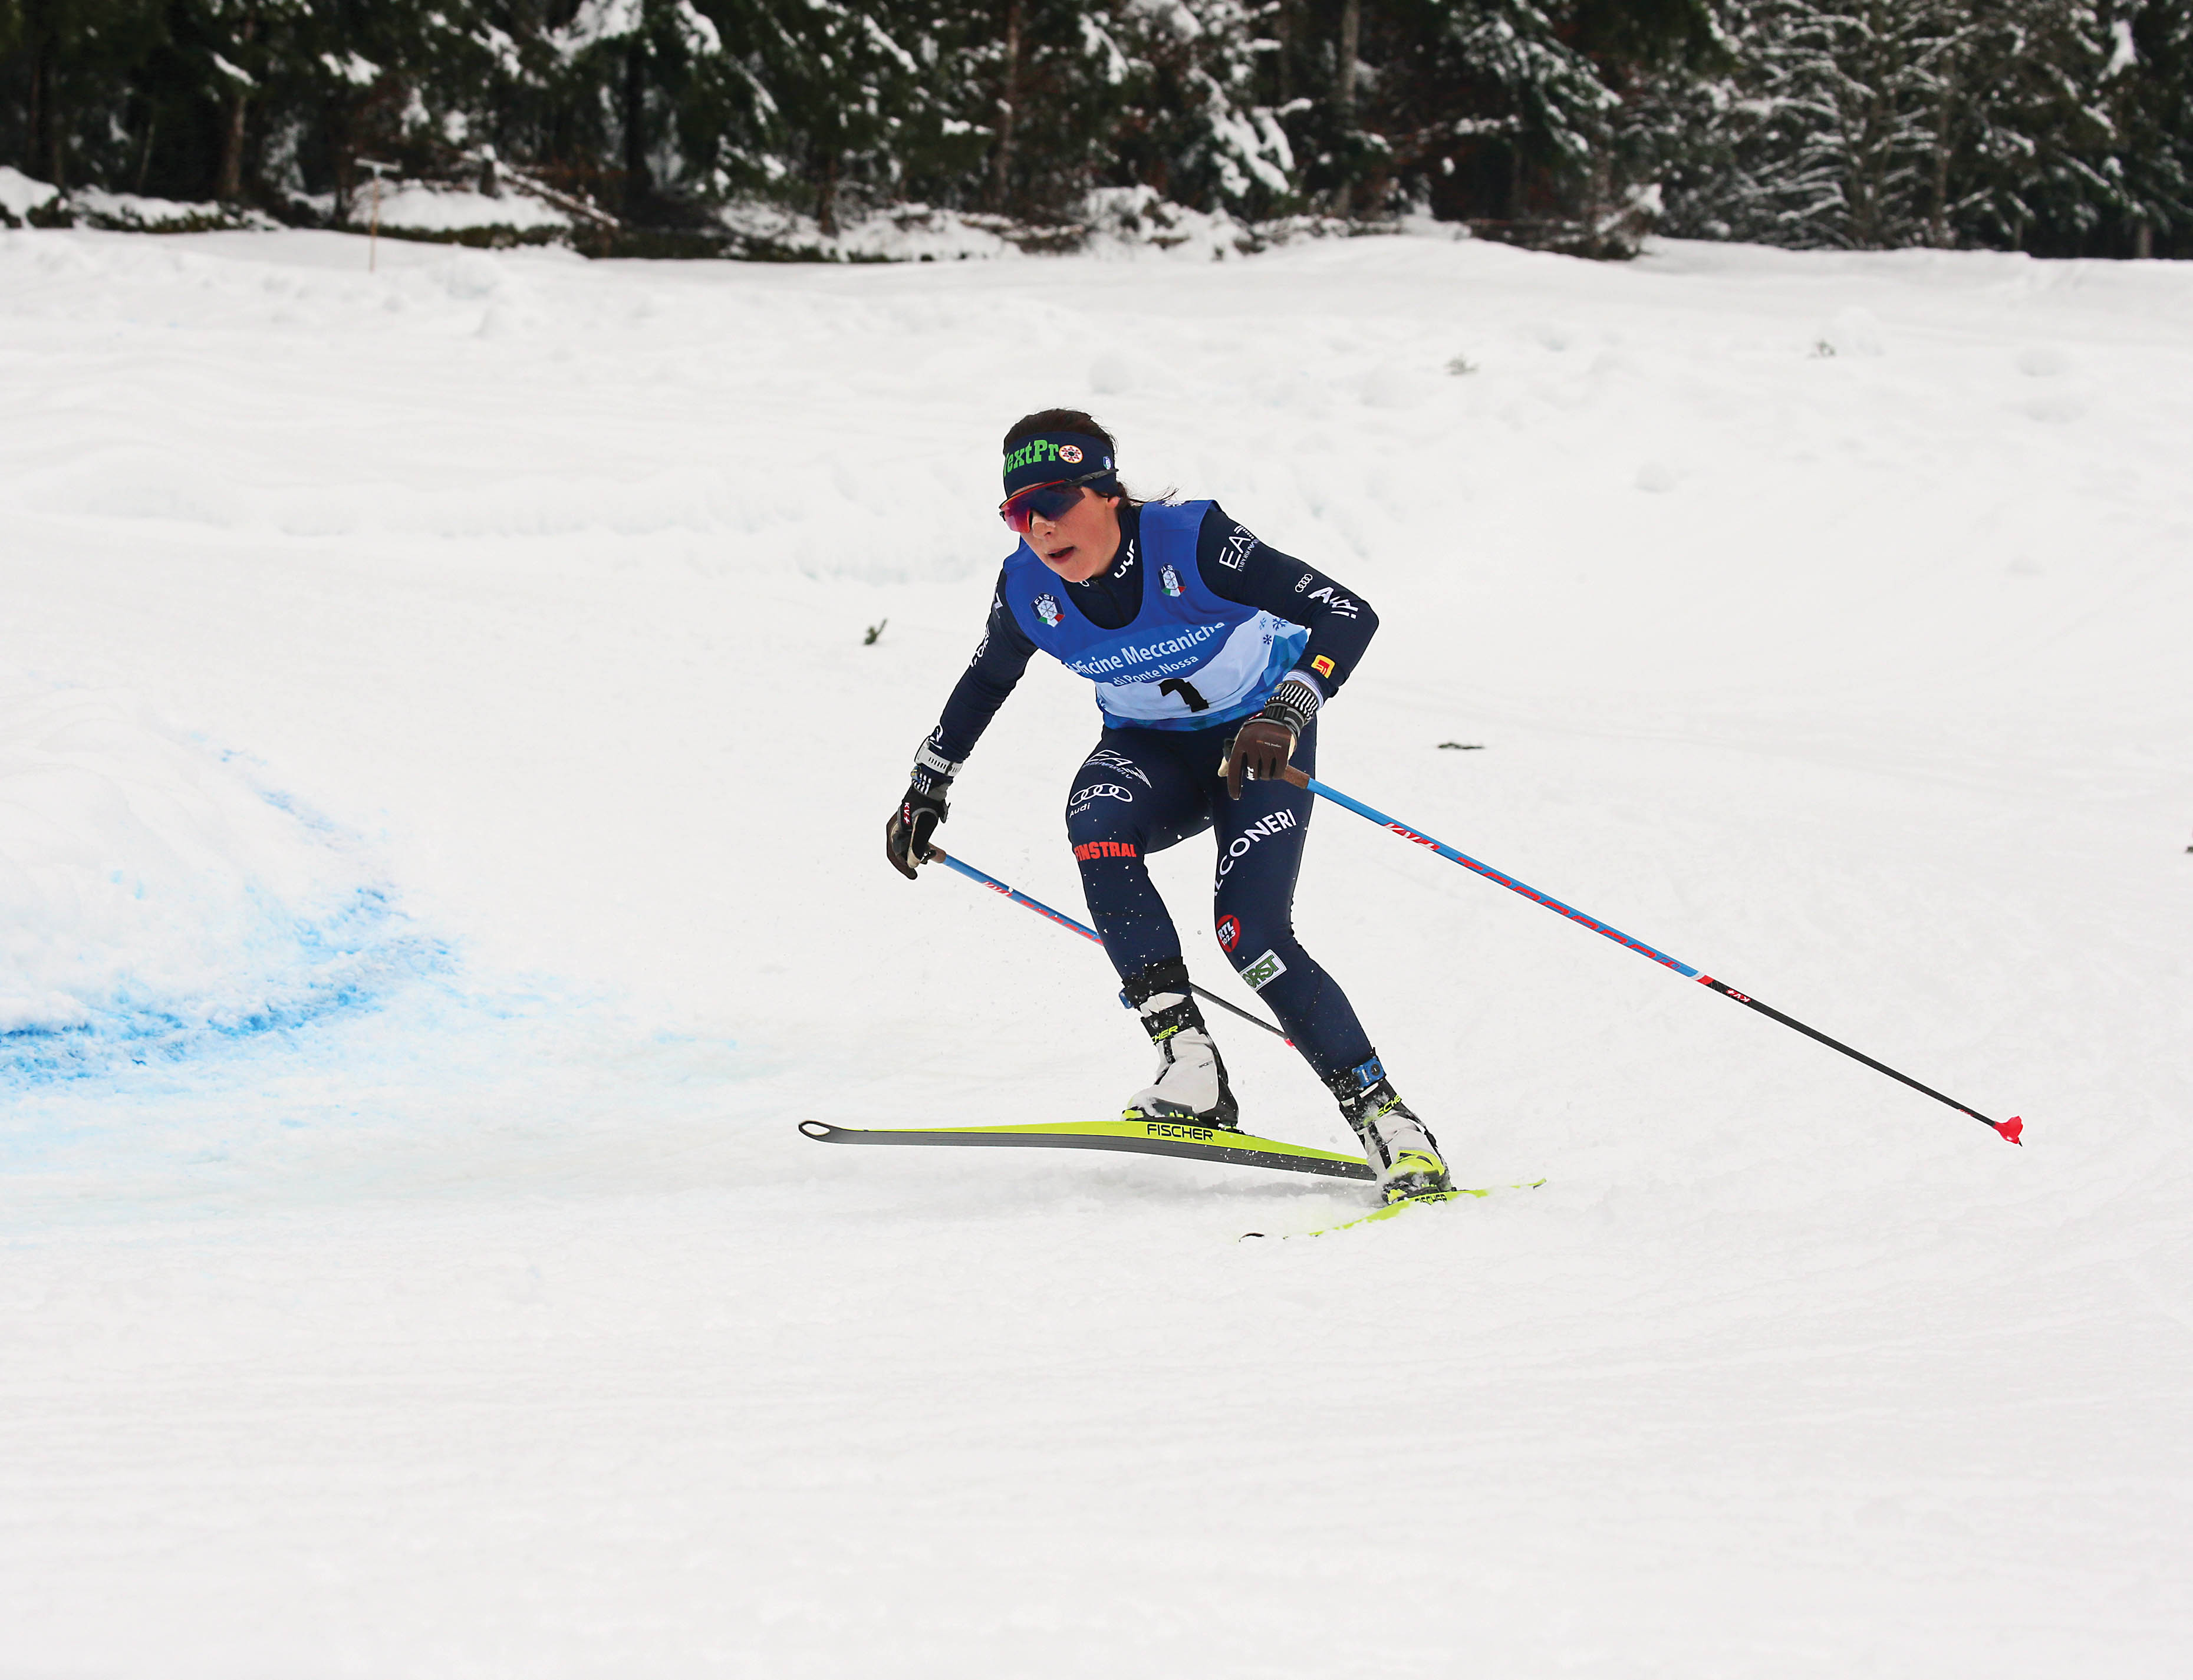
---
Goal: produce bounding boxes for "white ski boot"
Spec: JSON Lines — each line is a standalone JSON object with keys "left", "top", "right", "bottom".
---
{"left": 1120, "top": 958, "right": 1239, "bottom": 1129}
{"left": 1330, "top": 1059, "right": 1451, "bottom": 1202}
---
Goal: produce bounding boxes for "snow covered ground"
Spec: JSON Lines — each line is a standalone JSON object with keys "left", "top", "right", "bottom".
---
{"left": 2, "top": 223, "right": 2189, "bottom": 1675}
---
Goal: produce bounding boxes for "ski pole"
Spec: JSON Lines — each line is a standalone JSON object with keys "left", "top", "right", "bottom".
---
{"left": 923, "top": 845, "right": 1290, "bottom": 1044}
{"left": 1278, "top": 767, "right": 2023, "bottom": 1145}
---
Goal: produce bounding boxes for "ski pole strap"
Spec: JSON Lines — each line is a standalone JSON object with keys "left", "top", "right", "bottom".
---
{"left": 1277, "top": 767, "right": 2022, "bottom": 1144}
{"left": 923, "top": 846, "right": 1291, "bottom": 1044}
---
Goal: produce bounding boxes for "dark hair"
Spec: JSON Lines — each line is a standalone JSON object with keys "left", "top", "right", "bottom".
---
{"left": 1002, "top": 408, "right": 1159, "bottom": 509}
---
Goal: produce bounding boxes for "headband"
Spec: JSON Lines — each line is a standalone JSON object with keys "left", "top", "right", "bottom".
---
{"left": 1002, "top": 431, "right": 1117, "bottom": 498}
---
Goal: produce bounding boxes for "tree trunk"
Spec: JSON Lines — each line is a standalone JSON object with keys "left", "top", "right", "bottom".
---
{"left": 1338, "top": 0, "right": 1359, "bottom": 113}
{"left": 1845, "top": 94, "right": 1876, "bottom": 249}
{"left": 39, "top": 34, "right": 65, "bottom": 191}
{"left": 1275, "top": 0, "right": 1292, "bottom": 104}
{"left": 218, "top": 92, "right": 248, "bottom": 200}
{"left": 818, "top": 151, "right": 840, "bottom": 238}
{"left": 135, "top": 109, "right": 156, "bottom": 195}
{"left": 990, "top": 0, "right": 1023, "bottom": 214}
{"left": 623, "top": 37, "right": 652, "bottom": 217}
{"left": 1335, "top": 0, "right": 1360, "bottom": 216}
{"left": 330, "top": 110, "right": 353, "bottom": 222}
{"left": 216, "top": 13, "right": 258, "bottom": 203}
{"left": 25, "top": 34, "right": 42, "bottom": 183}
{"left": 1928, "top": 55, "right": 1956, "bottom": 248}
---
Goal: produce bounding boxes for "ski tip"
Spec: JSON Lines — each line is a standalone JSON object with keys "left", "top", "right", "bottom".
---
{"left": 1992, "top": 1115, "right": 2024, "bottom": 1146}
{"left": 798, "top": 1121, "right": 835, "bottom": 1141}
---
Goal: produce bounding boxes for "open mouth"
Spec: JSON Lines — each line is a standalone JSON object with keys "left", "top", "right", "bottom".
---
{"left": 1043, "top": 545, "right": 1076, "bottom": 566}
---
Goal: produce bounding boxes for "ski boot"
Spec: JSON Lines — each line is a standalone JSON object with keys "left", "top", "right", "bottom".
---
{"left": 1120, "top": 957, "right": 1239, "bottom": 1130}
{"left": 1328, "top": 1058, "right": 1451, "bottom": 1203}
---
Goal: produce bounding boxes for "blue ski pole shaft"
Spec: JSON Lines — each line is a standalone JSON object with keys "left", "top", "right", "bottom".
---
{"left": 924, "top": 846, "right": 1291, "bottom": 1045}
{"left": 1277, "top": 767, "right": 2023, "bottom": 1145}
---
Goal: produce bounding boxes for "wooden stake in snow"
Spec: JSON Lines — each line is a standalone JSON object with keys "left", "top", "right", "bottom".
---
{"left": 358, "top": 159, "right": 395, "bottom": 272}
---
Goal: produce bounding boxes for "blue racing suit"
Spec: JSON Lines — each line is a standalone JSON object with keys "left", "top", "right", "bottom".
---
{"left": 923, "top": 500, "right": 1382, "bottom": 1086}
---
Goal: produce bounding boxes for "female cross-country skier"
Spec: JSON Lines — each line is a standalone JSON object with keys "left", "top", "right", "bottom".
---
{"left": 884, "top": 410, "right": 1450, "bottom": 1203}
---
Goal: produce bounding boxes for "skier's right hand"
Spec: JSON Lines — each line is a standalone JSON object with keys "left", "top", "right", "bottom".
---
{"left": 885, "top": 783, "right": 947, "bottom": 879}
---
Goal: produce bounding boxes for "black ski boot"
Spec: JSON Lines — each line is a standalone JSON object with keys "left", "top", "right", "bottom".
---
{"left": 1326, "top": 1059, "right": 1452, "bottom": 1202}
{"left": 1120, "top": 957, "right": 1240, "bottom": 1129}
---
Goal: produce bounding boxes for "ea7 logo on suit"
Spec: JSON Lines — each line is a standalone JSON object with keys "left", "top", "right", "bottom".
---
{"left": 1081, "top": 748, "right": 1151, "bottom": 788}
{"left": 1217, "top": 525, "right": 1260, "bottom": 570}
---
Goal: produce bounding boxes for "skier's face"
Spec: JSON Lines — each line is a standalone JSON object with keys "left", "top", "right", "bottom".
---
{"left": 1028, "top": 489, "right": 1122, "bottom": 583}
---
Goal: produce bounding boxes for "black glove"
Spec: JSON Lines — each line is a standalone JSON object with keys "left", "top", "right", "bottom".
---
{"left": 885, "top": 783, "right": 947, "bottom": 879}
{"left": 1224, "top": 677, "right": 1322, "bottom": 800}
{"left": 887, "top": 740, "right": 962, "bottom": 879}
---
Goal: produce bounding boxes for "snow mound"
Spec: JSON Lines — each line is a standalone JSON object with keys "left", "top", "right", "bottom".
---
{"left": 70, "top": 187, "right": 281, "bottom": 233}
{"left": 347, "top": 181, "right": 571, "bottom": 236}
{"left": 0, "top": 164, "right": 58, "bottom": 223}
{"left": 1816, "top": 304, "right": 1887, "bottom": 357}
{"left": 1078, "top": 185, "right": 1260, "bottom": 260}
{"left": 0, "top": 677, "right": 443, "bottom": 1082}
{"left": 714, "top": 187, "right": 1401, "bottom": 263}
{"left": 0, "top": 170, "right": 276, "bottom": 232}
{"left": 718, "top": 199, "right": 1026, "bottom": 262}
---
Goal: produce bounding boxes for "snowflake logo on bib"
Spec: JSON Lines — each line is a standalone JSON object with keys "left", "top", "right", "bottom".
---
{"left": 1160, "top": 565, "right": 1183, "bottom": 598}
{"left": 1035, "top": 593, "right": 1062, "bottom": 628}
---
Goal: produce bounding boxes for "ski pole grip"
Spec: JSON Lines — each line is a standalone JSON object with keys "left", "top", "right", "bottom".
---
{"left": 1279, "top": 766, "right": 1312, "bottom": 790}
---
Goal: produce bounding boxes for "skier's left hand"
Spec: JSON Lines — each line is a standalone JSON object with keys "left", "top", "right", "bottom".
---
{"left": 1224, "top": 717, "right": 1295, "bottom": 799}
{"left": 1224, "top": 677, "right": 1322, "bottom": 799}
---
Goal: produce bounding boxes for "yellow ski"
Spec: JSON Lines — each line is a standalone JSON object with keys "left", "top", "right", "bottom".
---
{"left": 798, "top": 1118, "right": 1375, "bottom": 1181}
{"left": 1241, "top": 1180, "right": 1548, "bottom": 1240}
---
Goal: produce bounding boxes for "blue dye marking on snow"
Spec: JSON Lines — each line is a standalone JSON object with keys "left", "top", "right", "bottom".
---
{"left": 0, "top": 882, "right": 452, "bottom": 1089}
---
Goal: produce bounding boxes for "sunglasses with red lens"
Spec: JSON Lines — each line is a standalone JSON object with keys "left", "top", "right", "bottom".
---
{"left": 999, "top": 470, "right": 1112, "bottom": 533}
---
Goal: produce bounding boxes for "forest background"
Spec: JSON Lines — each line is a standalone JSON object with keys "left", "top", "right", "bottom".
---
{"left": 2, "top": 1, "right": 2188, "bottom": 259}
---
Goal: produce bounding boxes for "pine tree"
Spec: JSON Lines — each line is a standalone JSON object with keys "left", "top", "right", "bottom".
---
{"left": 1948, "top": 0, "right": 2191, "bottom": 255}
{"left": 1101, "top": 0, "right": 1295, "bottom": 216}
{"left": 1690, "top": 0, "right": 1977, "bottom": 250}
{"left": 753, "top": 0, "right": 936, "bottom": 232}
{"left": 1300, "top": 0, "right": 1712, "bottom": 245}
{"left": 1664, "top": 0, "right": 2193, "bottom": 256}
{"left": 2106, "top": 0, "right": 2193, "bottom": 255}
{"left": 962, "top": 0, "right": 1145, "bottom": 219}
{"left": 0, "top": 0, "right": 165, "bottom": 192}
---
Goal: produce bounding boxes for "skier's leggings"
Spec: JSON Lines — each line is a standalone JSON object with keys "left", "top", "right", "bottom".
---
{"left": 1063, "top": 717, "right": 1375, "bottom": 1087}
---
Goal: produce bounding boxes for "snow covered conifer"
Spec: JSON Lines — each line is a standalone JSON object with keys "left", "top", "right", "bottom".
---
{"left": 1660, "top": 0, "right": 2192, "bottom": 256}
{"left": 0, "top": 0, "right": 167, "bottom": 194}
{"left": 1677, "top": 0, "right": 1974, "bottom": 251}
{"left": 1950, "top": 0, "right": 2191, "bottom": 256}
{"left": 1110, "top": 0, "right": 1296, "bottom": 218}
{"left": 1300, "top": 0, "right": 1713, "bottom": 251}
{"left": 752, "top": 0, "right": 941, "bottom": 233}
